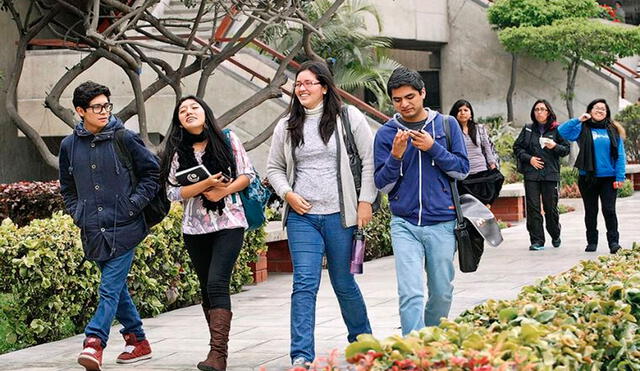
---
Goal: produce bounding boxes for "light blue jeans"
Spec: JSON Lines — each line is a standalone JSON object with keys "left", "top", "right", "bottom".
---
{"left": 85, "top": 248, "right": 145, "bottom": 347}
{"left": 390, "top": 216, "right": 456, "bottom": 335}
{"left": 286, "top": 212, "right": 371, "bottom": 362}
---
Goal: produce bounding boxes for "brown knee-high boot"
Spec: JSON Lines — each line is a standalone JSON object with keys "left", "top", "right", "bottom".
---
{"left": 197, "top": 308, "right": 232, "bottom": 371}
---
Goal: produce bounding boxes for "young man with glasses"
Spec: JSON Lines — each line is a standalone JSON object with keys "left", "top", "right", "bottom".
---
{"left": 59, "top": 81, "right": 160, "bottom": 370}
{"left": 373, "top": 67, "right": 469, "bottom": 335}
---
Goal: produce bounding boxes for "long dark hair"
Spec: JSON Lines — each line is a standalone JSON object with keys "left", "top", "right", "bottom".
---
{"left": 530, "top": 99, "right": 557, "bottom": 126}
{"left": 449, "top": 99, "right": 478, "bottom": 146}
{"left": 585, "top": 98, "right": 626, "bottom": 137}
{"left": 586, "top": 98, "right": 611, "bottom": 122}
{"left": 287, "top": 60, "right": 342, "bottom": 148}
{"left": 159, "top": 95, "right": 236, "bottom": 187}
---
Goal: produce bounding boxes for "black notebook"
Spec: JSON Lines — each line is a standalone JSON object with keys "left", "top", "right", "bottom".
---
{"left": 175, "top": 164, "right": 211, "bottom": 185}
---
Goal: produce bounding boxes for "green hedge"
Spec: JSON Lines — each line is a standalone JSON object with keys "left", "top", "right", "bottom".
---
{"left": 0, "top": 204, "right": 265, "bottom": 353}
{"left": 346, "top": 243, "right": 640, "bottom": 370}
{"left": 364, "top": 195, "right": 392, "bottom": 261}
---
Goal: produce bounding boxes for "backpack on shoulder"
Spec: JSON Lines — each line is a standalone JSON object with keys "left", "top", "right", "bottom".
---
{"left": 113, "top": 128, "right": 171, "bottom": 229}
{"left": 222, "top": 129, "right": 271, "bottom": 231}
{"left": 339, "top": 105, "right": 382, "bottom": 212}
{"left": 516, "top": 124, "right": 533, "bottom": 174}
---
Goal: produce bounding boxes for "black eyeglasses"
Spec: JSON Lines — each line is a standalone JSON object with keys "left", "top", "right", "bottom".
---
{"left": 87, "top": 103, "right": 114, "bottom": 114}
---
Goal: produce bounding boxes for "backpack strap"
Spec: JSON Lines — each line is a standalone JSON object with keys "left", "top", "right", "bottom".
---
{"left": 523, "top": 123, "right": 533, "bottom": 147}
{"left": 442, "top": 115, "right": 465, "bottom": 226}
{"left": 221, "top": 128, "right": 238, "bottom": 203}
{"left": 113, "top": 128, "right": 138, "bottom": 187}
{"left": 340, "top": 105, "right": 359, "bottom": 160}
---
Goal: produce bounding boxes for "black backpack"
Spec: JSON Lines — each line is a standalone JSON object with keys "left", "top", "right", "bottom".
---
{"left": 113, "top": 129, "right": 170, "bottom": 229}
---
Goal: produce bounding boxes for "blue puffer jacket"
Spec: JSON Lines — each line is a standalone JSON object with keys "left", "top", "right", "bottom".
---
{"left": 59, "top": 116, "right": 160, "bottom": 261}
{"left": 374, "top": 110, "right": 469, "bottom": 226}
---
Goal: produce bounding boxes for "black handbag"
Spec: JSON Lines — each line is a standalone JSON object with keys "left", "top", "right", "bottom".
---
{"left": 450, "top": 179, "right": 485, "bottom": 273}
{"left": 442, "top": 115, "right": 489, "bottom": 273}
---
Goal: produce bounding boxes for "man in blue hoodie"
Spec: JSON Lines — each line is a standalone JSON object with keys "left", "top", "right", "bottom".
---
{"left": 59, "top": 81, "right": 159, "bottom": 370}
{"left": 374, "top": 68, "right": 469, "bottom": 335}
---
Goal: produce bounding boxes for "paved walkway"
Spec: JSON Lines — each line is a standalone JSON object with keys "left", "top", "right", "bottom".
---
{"left": 2, "top": 193, "right": 639, "bottom": 371}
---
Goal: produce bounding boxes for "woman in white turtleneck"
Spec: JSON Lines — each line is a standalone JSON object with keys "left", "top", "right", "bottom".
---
{"left": 267, "top": 61, "right": 376, "bottom": 368}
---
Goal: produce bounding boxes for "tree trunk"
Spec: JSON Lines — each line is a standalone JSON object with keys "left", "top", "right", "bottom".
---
{"left": 566, "top": 59, "right": 580, "bottom": 166}
{"left": 506, "top": 53, "right": 517, "bottom": 122}
{"left": 565, "top": 59, "right": 579, "bottom": 119}
{"left": 5, "top": 7, "right": 61, "bottom": 170}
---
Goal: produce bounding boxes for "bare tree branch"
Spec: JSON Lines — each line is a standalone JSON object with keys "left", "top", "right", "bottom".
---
{"left": 116, "top": 61, "right": 202, "bottom": 122}
{"left": 303, "top": 28, "right": 324, "bottom": 63}
{"left": 243, "top": 113, "right": 285, "bottom": 151}
{"left": 45, "top": 51, "right": 103, "bottom": 128}
{"left": 5, "top": 5, "right": 63, "bottom": 169}
{"left": 4, "top": 1, "right": 25, "bottom": 34}
{"left": 217, "top": 73, "right": 287, "bottom": 128}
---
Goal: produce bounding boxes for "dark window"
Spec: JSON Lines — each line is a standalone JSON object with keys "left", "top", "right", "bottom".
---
{"left": 419, "top": 71, "right": 441, "bottom": 112}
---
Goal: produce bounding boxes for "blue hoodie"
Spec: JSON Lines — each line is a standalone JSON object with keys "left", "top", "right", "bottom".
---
{"left": 558, "top": 118, "right": 626, "bottom": 181}
{"left": 374, "top": 110, "right": 469, "bottom": 226}
{"left": 59, "top": 115, "right": 160, "bottom": 261}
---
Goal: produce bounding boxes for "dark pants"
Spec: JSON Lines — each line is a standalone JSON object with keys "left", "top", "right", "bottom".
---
{"left": 184, "top": 228, "right": 244, "bottom": 310}
{"left": 524, "top": 180, "right": 560, "bottom": 246}
{"left": 577, "top": 176, "right": 619, "bottom": 246}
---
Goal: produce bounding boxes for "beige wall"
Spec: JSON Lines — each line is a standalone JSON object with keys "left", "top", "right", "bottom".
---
{"left": 364, "top": 0, "right": 449, "bottom": 43}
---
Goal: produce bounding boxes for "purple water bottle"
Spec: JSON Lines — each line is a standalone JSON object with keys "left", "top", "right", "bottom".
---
{"left": 350, "top": 228, "right": 365, "bottom": 274}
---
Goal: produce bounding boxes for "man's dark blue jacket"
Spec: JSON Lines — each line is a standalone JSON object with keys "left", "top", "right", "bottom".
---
{"left": 374, "top": 110, "right": 469, "bottom": 226}
{"left": 59, "top": 115, "right": 160, "bottom": 261}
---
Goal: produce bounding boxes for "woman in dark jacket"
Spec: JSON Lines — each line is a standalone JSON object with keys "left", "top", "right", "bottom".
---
{"left": 558, "top": 98, "right": 626, "bottom": 254}
{"left": 513, "top": 99, "right": 570, "bottom": 251}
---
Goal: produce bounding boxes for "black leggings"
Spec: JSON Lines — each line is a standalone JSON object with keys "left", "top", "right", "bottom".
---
{"left": 184, "top": 228, "right": 244, "bottom": 310}
{"left": 578, "top": 176, "right": 619, "bottom": 246}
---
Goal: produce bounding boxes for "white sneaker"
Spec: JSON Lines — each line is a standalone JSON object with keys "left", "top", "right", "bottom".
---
{"left": 292, "top": 357, "right": 309, "bottom": 369}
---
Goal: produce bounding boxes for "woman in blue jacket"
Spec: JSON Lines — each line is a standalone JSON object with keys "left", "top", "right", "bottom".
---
{"left": 558, "top": 98, "right": 626, "bottom": 254}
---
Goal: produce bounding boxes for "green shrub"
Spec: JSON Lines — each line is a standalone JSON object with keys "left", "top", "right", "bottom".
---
{"left": 618, "top": 179, "right": 634, "bottom": 198}
{"left": 0, "top": 204, "right": 265, "bottom": 354}
{"left": 499, "top": 160, "right": 523, "bottom": 184}
{"left": 559, "top": 166, "right": 579, "bottom": 187}
{"left": 364, "top": 195, "right": 392, "bottom": 261}
{"left": 558, "top": 203, "right": 575, "bottom": 214}
{"left": 615, "top": 104, "right": 640, "bottom": 163}
{"left": 346, "top": 243, "right": 640, "bottom": 370}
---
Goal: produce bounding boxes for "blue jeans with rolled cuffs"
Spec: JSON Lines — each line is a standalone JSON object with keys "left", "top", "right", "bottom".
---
{"left": 85, "top": 248, "right": 145, "bottom": 347}
{"left": 390, "top": 216, "right": 456, "bottom": 335}
{"left": 286, "top": 211, "right": 371, "bottom": 362}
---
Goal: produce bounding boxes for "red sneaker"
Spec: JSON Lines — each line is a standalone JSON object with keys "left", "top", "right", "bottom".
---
{"left": 77, "top": 337, "right": 103, "bottom": 371}
{"left": 116, "top": 333, "right": 152, "bottom": 364}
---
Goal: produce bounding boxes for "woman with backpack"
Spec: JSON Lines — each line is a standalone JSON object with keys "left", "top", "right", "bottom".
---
{"left": 558, "top": 98, "right": 626, "bottom": 254}
{"left": 266, "top": 61, "right": 376, "bottom": 368}
{"left": 513, "top": 99, "right": 570, "bottom": 251}
{"left": 159, "top": 95, "right": 255, "bottom": 371}
{"left": 448, "top": 99, "right": 504, "bottom": 206}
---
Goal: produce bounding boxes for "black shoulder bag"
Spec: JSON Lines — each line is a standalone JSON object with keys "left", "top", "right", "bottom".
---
{"left": 339, "top": 106, "right": 381, "bottom": 211}
{"left": 443, "top": 116, "right": 484, "bottom": 273}
{"left": 113, "top": 128, "right": 170, "bottom": 229}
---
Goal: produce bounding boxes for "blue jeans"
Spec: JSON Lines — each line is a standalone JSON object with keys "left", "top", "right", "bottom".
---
{"left": 85, "top": 248, "right": 145, "bottom": 347}
{"left": 390, "top": 217, "right": 456, "bottom": 335}
{"left": 287, "top": 212, "right": 371, "bottom": 362}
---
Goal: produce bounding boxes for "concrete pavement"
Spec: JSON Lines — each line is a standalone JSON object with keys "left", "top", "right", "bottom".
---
{"left": 1, "top": 193, "right": 638, "bottom": 371}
